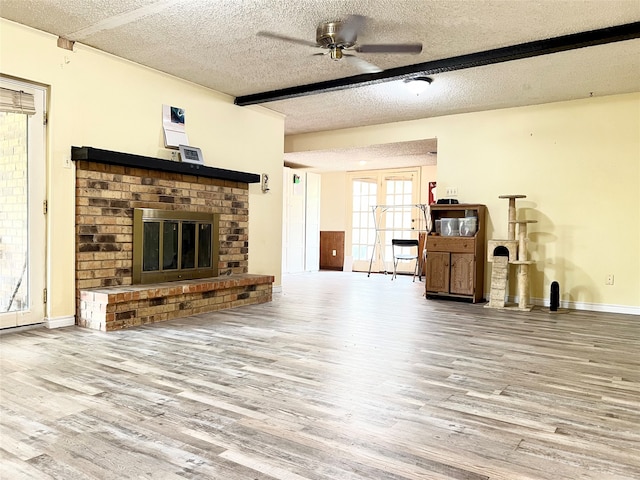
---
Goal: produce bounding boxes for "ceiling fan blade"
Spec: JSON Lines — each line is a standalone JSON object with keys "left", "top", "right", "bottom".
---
{"left": 340, "top": 14, "right": 367, "bottom": 44}
{"left": 356, "top": 43, "right": 423, "bottom": 54}
{"left": 257, "top": 31, "right": 319, "bottom": 48}
{"left": 343, "top": 54, "right": 383, "bottom": 74}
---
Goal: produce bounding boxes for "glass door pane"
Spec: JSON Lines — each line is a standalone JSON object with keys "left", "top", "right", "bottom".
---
{"left": 163, "top": 221, "right": 179, "bottom": 270}
{"left": 350, "top": 178, "right": 378, "bottom": 272}
{"left": 0, "top": 112, "right": 29, "bottom": 315}
{"left": 0, "top": 80, "right": 46, "bottom": 328}
{"left": 198, "top": 223, "right": 212, "bottom": 268}
{"left": 143, "top": 222, "right": 160, "bottom": 271}
{"left": 181, "top": 222, "right": 196, "bottom": 269}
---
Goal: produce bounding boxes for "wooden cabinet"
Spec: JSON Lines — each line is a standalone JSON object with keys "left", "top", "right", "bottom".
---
{"left": 426, "top": 204, "right": 486, "bottom": 303}
{"left": 426, "top": 251, "right": 449, "bottom": 292}
{"left": 450, "top": 253, "right": 474, "bottom": 295}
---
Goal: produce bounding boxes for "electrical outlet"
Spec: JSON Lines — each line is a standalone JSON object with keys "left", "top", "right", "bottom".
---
{"left": 605, "top": 274, "right": 614, "bottom": 285}
{"left": 445, "top": 187, "right": 458, "bottom": 196}
{"left": 332, "top": 250, "right": 337, "bottom": 256}
{"left": 63, "top": 154, "right": 72, "bottom": 169}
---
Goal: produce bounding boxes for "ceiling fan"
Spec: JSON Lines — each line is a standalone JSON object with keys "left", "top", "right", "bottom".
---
{"left": 257, "top": 14, "right": 422, "bottom": 74}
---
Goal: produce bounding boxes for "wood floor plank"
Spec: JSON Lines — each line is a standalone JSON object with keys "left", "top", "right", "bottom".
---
{"left": 0, "top": 449, "right": 56, "bottom": 480}
{"left": 1, "top": 271, "right": 639, "bottom": 479}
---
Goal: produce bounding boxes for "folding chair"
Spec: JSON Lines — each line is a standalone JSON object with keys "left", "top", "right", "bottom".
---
{"left": 391, "top": 238, "right": 421, "bottom": 281}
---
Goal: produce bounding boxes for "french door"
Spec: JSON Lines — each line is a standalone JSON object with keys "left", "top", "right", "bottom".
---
{"left": 0, "top": 79, "right": 47, "bottom": 328}
{"left": 347, "top": 169, "right": 421, "bottom": 273}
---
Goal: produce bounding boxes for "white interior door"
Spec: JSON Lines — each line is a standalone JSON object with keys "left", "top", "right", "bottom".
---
{"left": 283, "top": 170, "right": 321, "bottom": 274}
{"left": 304, "top": 172, "right": 321, "bottom": 272}
{"left": 0, "top": 79, "right": 46, "bottom": 328}
{"left": 282, "top": 168, "right": 306, "bottom": 274}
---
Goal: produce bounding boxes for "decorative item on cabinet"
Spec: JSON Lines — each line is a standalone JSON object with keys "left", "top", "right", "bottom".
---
{"left": 425, "top": 204, "right": 486, "bottom": 303}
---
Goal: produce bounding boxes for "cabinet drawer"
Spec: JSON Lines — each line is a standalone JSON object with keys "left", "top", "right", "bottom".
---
{"left": 426, "top": 236, "right": 475, "bottom": 253}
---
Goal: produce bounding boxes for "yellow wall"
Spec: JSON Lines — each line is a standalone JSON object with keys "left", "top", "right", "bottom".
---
{"left": 288, "top": 93, "right": 640, "bottom": 312}
{"left": 319, "top": 172, "right": 347, "bottom": 231}
{"left": 1, "top": 20, "right": 285, "bottom": 320}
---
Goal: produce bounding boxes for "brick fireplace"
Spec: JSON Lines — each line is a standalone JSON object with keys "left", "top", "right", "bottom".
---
{"left": 72, "top": 147, "right": 273, "bottom": 331}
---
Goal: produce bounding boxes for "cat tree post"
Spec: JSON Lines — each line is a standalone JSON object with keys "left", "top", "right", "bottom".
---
{"left": 499, "top": 194, "right": 526, "bottom": 241}
{"left": 509, "top": 219, "right": 537, "bottom": 311}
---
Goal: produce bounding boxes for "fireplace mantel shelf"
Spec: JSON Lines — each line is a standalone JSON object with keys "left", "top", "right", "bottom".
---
{"left": 72, "top": 146, "right": 260, "bottom": 184}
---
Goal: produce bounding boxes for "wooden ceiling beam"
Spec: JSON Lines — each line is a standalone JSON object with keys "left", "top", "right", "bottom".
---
{"left": 234, "top": 21, "right": 640, "bottom": 106}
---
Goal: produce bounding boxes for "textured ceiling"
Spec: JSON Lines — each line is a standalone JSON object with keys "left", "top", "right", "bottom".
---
{"left": 1, "top": 0, "right": 639, "bottom": 171}
{"left": 284, "top": 139, "right": 438, "bottom": 172}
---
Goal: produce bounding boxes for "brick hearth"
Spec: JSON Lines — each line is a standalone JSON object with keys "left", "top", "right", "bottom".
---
{"left": 73, "top": 147, "right": 271, "bottom": 331}
{"left": 78, "top": 274, "right": 273, "bottom": 331}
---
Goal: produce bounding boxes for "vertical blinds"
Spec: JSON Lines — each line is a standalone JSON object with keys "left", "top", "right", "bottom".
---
{"left": 0, "top": 87, "right": 36, "bottom": 115}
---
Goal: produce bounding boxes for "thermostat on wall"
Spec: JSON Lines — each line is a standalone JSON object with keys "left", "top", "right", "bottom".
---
{"left": 178, "top": 145, "right": 204, "bottom": 165}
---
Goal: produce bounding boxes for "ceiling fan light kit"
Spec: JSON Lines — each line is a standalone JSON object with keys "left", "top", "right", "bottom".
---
{"left": 404, "top": 76, "right": 432, "bottom": 95}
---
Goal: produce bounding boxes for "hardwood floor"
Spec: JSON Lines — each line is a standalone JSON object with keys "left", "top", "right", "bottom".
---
{"left": 1, "top": 271, "right": 639, "bottom": 479}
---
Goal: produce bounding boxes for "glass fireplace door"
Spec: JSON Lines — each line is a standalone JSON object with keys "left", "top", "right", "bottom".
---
{"left": 133, "top": 209, "right": 219, "bottom": 284}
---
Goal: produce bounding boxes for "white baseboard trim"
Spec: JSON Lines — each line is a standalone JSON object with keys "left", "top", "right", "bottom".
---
{"left": 498, "top": 294, "right": 640, "bottom": 316}
{"left": 0, "top": 323, "right": 45, "bottom": 335}
{"left": 272, "top": 285, "right": 283, "bottom": 294}
{"left": 45, "top": 315, "right": 76, "bottom": 329}
{"left": 540, "top": 298, "right": 639, "bottom": 316}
